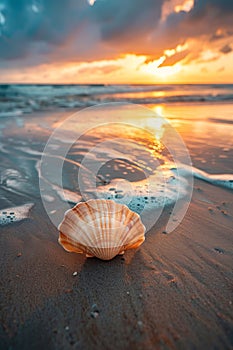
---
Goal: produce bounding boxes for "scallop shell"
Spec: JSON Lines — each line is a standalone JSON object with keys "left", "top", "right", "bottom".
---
{"left": 58, "top": 199, "right": 145, "bottom": 260}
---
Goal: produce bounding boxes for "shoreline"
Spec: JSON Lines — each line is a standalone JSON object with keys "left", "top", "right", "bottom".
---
{"left": 0, "top": 102, "right": 232, "bottom": 349}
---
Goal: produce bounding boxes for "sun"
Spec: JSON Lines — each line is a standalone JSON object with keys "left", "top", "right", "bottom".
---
{"left": 139, "top": 57, "right": 182, "bottom": 82}
{"left": 155, "top": 65, "right": 182, "bottom": 80}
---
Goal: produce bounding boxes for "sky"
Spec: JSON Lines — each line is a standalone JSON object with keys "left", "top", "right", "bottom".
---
{"left": 0, "top": 0, "right": 232, "bottom": 84}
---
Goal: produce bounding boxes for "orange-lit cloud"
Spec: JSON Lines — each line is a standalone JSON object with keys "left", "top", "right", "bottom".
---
{"left": 1, "top": 48, "right": 233, "bottom": 84}
{"left": 0, "top": 0, "right": 232, "bottom": 83}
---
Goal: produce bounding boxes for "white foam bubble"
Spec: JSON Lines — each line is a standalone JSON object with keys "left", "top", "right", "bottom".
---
{"left": 0, "top": 203, "right": 34, "bottom": 226}
{"left": 171, "top": 164, "right": 233, "bottom": 190}
{"left": 83, "top": 166, "right": 189, "bottom": 214}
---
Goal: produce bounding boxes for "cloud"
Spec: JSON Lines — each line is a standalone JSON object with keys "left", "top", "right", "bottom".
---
{"left": 152, "top": 0, "right": 233, "bottom": 50}
{"left": 77, "top": 64, "right": 121, "bottom": 75}
{"left": 0, "top": 0, "right": 91, "bottom": 60}
{"left": 0, "top": 0, "right": 233, "bottom": 69}
{"left": 220, "top": 44, "right": 232, "bottom": 54}
{"left": 158, "top": 50, "right": 189, "bottom": 67}
{"left": 196, "top": 53, "right": 220, "bottom": 63}
{"left": 0, "top": 0, "right": 164, "bottom": 62}
{"left": 91, "top": 0, "right": 163, "bottom": 41}
{"left": 201, "top": 67, "right": 208, "bottom": 73}
{"left": 210, "top": 29, "right": 233, "bottom": 41}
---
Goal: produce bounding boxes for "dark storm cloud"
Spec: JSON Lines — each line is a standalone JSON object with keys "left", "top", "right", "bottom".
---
{"left": 0, "top": 0, "right": 164, "bottom": 62}
{"left": 190, "top": 0, "right": 233, "bottom": 17}
{"left": 0, "top": 0, "right": 233, "bottom": 66}
{"left": 91, "top": 0, "right": 163, "bottom": 41}
{"left": 0, "top": 0, "right": 90, "bottom": 59}
{"left": 159, "top": 0, "right": 233, "bottom": 44}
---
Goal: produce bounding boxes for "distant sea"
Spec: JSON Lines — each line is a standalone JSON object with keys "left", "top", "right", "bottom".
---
{"left": 0, "top": 83, "right": 233, "bottom": 229}
{"left": 0, "top": 84, "right": 233, "bottom": 117}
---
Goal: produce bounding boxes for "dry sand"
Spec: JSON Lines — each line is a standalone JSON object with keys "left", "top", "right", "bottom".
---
{"left": 0, "top": 179, "right": 232, "bottom": 350}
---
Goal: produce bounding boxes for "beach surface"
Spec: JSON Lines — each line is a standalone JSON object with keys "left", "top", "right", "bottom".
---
{"left": 0, "top": 98, "right": 233, "bottom": 350}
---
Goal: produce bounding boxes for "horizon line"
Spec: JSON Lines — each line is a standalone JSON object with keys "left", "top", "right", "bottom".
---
{"left": 0, "top": 82, "right": 233, "bottom": 86}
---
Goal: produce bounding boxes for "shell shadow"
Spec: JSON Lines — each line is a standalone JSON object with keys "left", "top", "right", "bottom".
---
{"left": 69, "top": 249, "right": 147, "bottom": 349}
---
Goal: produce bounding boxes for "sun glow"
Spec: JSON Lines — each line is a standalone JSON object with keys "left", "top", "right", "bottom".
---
{"left": 141, "top": 59, "right": 182, "bottom": 81}
{"left": 1, "top": 48, "right": 233, "bottom": 84}
{"left": 138, "top": 106, "right": 165, "bottom": 141}
{"left": 144, "top": 117, "right": 165, "bottom": 141}
{"left": 154, "top": 106, "right": 164, "bottom": 117}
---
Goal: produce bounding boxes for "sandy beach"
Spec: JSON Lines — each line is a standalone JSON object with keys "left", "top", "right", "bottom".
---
{"left": 0, "top": 180, "right": 232, "bottom": 349}
{"left": 0, "top": 100, "right": 233, "bottom": 350}
{"left": 1, "top": 0, "right": 233, "bottom": 346}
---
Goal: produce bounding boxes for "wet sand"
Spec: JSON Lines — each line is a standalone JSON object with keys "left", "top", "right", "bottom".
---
{"left": 0, "top": 104, "right": 233, "bottom": 349}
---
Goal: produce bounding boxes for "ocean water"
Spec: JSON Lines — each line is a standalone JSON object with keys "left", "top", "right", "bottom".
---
{"left": 0, "top": 85, "right": 232, "bottom": 232}
{"left": 0, "top": 83, "right": 233, "bottom": 116}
